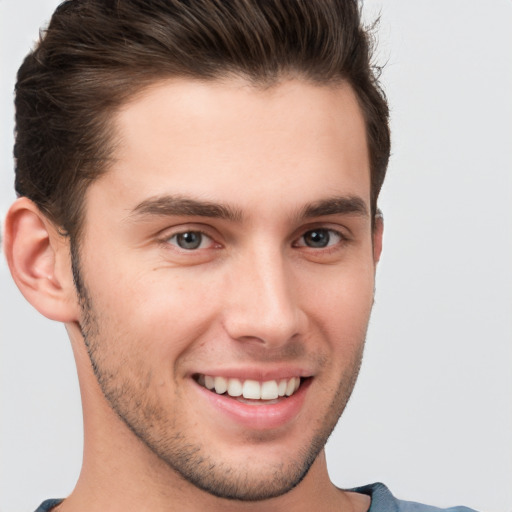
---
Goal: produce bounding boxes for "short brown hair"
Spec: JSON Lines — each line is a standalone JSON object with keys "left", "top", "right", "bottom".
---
{"left": 14, "top": 0, "right": 390, "bottom": 241}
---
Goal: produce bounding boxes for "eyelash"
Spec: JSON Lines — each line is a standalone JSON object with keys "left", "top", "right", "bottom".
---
{"left": 160, "top": 226, "right": 348, "bottom": 253}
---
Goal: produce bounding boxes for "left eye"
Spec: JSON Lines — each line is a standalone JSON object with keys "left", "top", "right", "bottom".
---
{"left": 296, "top": 229, "right": 342, "bottom": 248}
{"left": 167, "top": 231, "right": 212, "bottom": 250}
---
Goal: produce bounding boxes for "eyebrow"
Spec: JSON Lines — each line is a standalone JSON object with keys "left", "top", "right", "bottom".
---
{"left": 299, "top": 195, "right": 369, "bottom": 219}
{"left": 128, "top": 194, "right": 368, "bottom": 223}
{"left": 129, "top": 195, "right": 243, "bottom": 222}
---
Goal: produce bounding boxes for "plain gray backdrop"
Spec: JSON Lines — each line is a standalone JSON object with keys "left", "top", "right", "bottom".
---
{"left": 1, "top": 1, "right": 511, "bottom": 511}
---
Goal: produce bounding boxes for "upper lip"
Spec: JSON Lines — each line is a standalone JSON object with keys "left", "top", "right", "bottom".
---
{"left": 190, "top": 367, "right": 313, "bottom": 381}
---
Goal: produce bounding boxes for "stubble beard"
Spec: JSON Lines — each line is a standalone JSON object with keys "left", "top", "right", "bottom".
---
{"left": 72, "top": 254, "right": 366, "bottom": 502}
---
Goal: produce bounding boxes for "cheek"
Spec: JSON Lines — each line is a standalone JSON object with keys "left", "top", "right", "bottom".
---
{"left": 86, "top": 263, "right": 224, "bottom": 361}
{"left": 302, "top": 255, "right": 375, "bottom": 305}
{"left": 301, "top": 262, "right": 375, "bottom": 343}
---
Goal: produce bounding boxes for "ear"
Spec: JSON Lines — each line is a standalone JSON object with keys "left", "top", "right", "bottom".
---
{"left": 372, "top": 212, "right": 384, "bottom": 264}
{"left": 3, "top": 197, "right": 80, "bottom": 322}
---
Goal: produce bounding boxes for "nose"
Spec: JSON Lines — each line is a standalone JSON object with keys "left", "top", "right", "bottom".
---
{"left": 222, "top": 246, "right": 305, "bottom": 348}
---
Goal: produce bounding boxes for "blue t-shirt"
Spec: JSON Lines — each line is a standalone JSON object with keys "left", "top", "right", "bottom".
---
{"left": 34, "top": 482, "right": 478, "bottom": 511}
{"left": 351, "top": 483, "right": 478, "bottom": 511}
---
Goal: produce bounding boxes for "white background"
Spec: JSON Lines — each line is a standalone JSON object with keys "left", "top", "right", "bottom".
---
{"left": 1, "top": 1, "right": 511, "bottom": 511}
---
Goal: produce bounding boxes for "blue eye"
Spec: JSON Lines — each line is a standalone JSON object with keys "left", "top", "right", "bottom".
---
{"left": 168, "top": 231, "right": 210, "bottom": 250}
{"left": 299, "top": 229, "right": 342, "bottom": 248}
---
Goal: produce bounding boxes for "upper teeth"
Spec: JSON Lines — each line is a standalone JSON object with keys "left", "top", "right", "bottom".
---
{"left": 202, "top": 375, "right": 301, "bottom": 400}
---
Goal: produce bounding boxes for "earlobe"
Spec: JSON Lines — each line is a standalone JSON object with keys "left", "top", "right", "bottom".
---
{"left": 3, "top": 197, "right": 80, "bottom": 322}
{"left": 372, "top": 213, "right": 384, "bottom": 264}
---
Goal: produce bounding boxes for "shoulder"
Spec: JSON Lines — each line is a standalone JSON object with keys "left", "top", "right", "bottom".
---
{"left": 350, "top": 482, "right": 479, "bottom": 512}
{"left": 34, "top": 499, "right": 63, "bottom": 512}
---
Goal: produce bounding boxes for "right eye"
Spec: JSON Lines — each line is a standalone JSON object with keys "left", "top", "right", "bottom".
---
{"left": 166, "top": 231, "right": 214, "bottom": 250}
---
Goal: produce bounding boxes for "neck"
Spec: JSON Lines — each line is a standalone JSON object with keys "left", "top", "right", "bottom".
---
{"left": 63, "top": 441, "right": 357, "bottom": 512}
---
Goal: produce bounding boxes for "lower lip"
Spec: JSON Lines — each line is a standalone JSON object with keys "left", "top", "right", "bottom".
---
{"left": 194, "top": 379, "right": 311, "bottom": 430}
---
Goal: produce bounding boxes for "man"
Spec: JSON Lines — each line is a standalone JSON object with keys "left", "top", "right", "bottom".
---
{"left": 2, "top": 1, "right": 482, "bottom": 511}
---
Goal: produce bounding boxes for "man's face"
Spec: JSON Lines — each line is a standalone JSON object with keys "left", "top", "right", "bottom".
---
{"left": 75, "top": 78, "right": 380, "bottom": 500}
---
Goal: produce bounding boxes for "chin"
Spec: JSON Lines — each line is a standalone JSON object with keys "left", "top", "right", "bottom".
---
{"left": 165, "top": 449, "right": 317, "bottom": 502}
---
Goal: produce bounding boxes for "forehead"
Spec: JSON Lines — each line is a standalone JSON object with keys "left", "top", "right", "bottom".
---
{"left": 88, "top": 78, "right": 370, "bottom": 221}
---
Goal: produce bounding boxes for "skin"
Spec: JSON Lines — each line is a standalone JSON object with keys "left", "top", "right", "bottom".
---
{"left": 4, "top": 78, "right": 382, "bottom": 512}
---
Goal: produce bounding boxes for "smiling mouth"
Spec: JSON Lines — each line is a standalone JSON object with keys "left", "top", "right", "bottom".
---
{"left": 194, "top": 374, "right": 304, "bottom": 402}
